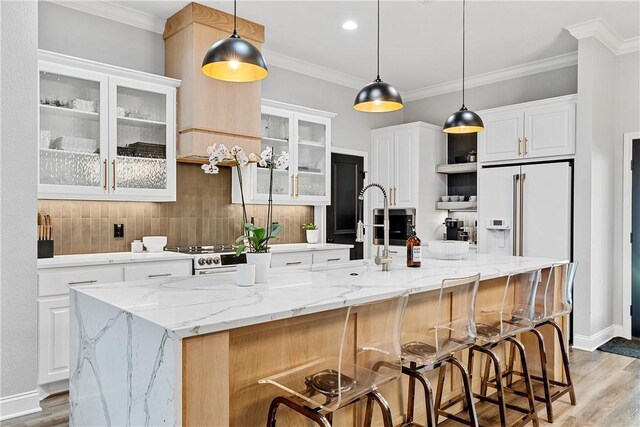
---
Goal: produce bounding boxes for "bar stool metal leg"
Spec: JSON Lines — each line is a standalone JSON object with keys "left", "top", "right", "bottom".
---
{"left": 529, "top": 328, "right": 553, "bottom": 422}
{"left": 364, "top": 390, "right": 394, "bottom": 427}
{"left": 265, "top": 396, "right": 332, "bottom": 427}
{"left": 505, "top": 337, "right": 540, "bottom": 427}
{"left": 402, "top": 364, "right": 436, "bottom": 427}
{"left": 432, "top": 357, "right": 479, "bottom": 427}
{"left": 472, "top": 346, "right": 508, "bottom": 427}
{"left": 539, "top": 320, "right": 576, "bottom": 405}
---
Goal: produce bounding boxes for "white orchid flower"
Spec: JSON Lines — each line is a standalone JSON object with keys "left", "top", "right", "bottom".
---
{"left": 231, "top": 145, "right": 244, "bottom": 155}
{"left": 258, "top": 147, "right": 272, "bottom": 167}
{"left": 275, "top": 152, "right": 290, "bottom": 170}
{"left": 236, "top": 150, "right": 249, "bottom": 167}
{"left": 201, "top": 163, "right": 219, "bottom": 174}
{"left": 215, "top": 144, "right": 231, "bottom": 160}
{"left": 248, "top": 152, "right": 259, "bottom": 162}
{"left": 206, "top": 144, "right": 217, "bottom": 155}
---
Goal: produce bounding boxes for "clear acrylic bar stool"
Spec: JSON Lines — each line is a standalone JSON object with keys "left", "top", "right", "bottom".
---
{"left": 259, "top": 293, "right": 409, "bottom": 427}
{"left": 469, "top": 270, "right": 542, "bottom": 427}
{"left": 400, "top": 273, "right": 481, "bottom": 427}
{"left": 503, "top": 263, "right": 577, "bottom": 422}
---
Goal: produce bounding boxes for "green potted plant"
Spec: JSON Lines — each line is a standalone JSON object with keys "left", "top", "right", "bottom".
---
{"left": 302, "top": 222, "right": 319, "bottom": 244}
{"left": 203, "top": 144, "right": 289, "bottom": 283}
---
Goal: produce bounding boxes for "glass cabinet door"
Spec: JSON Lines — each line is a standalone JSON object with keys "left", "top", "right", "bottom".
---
{"left": 38, "top": 63, "right": 108, "bottom": 196}
{"left": 109, "top": 77, "right": 175, "bottom": 200}
{"left": 295, "top": 114, "right": 330, "bottom": 200}
{"left": 252, "top": 107, "right": 294, "bottom": 201}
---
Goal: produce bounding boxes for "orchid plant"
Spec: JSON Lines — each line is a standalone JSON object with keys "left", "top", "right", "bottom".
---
{"left": 202, "top": 144, "right": 290, "bottom": 256}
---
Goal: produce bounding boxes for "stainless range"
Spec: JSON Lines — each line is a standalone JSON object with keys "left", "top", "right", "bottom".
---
{"left": 165, "top": 245, "right": 246, "bottom": 275}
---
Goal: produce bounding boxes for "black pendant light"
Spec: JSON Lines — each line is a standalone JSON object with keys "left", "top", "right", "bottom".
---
{"left": 443, "top": 0, "right": 484, "bottom": 133}
{"left": 201, "top": 0, "right": 268, "bottom": 82}
{"left": 353, "top": 0, "right": 403, "bottom": 113}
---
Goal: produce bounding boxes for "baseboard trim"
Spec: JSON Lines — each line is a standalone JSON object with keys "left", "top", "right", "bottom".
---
{"left": 0, "top": 390, "right": 41, "bottom": 421}
{"left": 573, "top": 324, "right": 624, "bottom": 352}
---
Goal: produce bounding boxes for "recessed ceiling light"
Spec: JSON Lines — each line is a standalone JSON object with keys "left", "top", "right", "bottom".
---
{"left": 342, "top": 20, "right": 358, "bottom": 30}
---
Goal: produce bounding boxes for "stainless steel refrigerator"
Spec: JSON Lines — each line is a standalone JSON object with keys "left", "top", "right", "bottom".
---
{"left": 477, "top": 161, "right": 572, "bottom": 260}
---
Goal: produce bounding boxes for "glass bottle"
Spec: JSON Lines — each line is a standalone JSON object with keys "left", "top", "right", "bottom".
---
{"left": 406, "top": 225, "right": 422, "bottom": 268}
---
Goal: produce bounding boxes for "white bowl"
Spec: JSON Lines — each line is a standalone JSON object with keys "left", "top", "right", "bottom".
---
{"left": 428, "top": 240, "right": 470, "bottom": 260}
{"left": 143, "top": 236, "right": 167, "bottom": 253}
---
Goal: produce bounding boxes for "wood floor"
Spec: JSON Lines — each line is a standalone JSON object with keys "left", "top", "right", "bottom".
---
{"left": 2, "top": 349, "right": 638, "bottom": 427}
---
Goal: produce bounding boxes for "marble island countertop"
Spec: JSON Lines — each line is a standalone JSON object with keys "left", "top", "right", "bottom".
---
{"left": 73, "top": 253, "right": 565, "bottom": 339}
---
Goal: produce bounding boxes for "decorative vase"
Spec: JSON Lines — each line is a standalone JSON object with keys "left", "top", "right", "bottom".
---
{"left": 306, "top": 229, "right": 320, "bottom": 244}
{"left": 245, "top": 252, "right": 272, "bottom": 283}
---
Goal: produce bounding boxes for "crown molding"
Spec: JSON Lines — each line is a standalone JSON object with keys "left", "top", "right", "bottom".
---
{"left": 565, "top": 18, "right": 640, "bottom": 56}
{"left": 45, "top": 0, "right": 166, "bottom": 34}
{"left": 403, "top": 51, "right": 578, "bottom": 102}
{"left": 263, "top": 49, "right": 370, "bottom": 90}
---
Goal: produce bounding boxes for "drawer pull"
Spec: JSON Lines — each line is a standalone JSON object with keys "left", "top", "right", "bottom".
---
{"left": 68, "top": 280, "right": 98, "bottom": 285}
{"left": 286, "top": 261, "right": 302, "bottom": 265}
{"left": 326, "top": 258, "right": 341, "bottom": 262}
{"left": 389, "top": 250, "right": 398, "bottom": 254}
{"left": 148, "top": 273, "right": 172, "bottom": 278}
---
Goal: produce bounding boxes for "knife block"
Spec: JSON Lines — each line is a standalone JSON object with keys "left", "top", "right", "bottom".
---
{"left": 38, "top": 240, "right": 54, "bottom": 259}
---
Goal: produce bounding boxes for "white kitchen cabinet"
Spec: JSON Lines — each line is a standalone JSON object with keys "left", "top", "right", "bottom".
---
{"left": 371, "top": 126, "right": 419, "bottom": 208}
{"left": 270, "top": 247, "right": 350, "bottom": 267}
{"left": 38, "top": 50, "right": 180, "bottom": 201}
{"left": 37, "top": 258, "right": 191, "bottom": 386}
{"left": 477, "top": 95, "right": 576, "bottom": 163}
{"left": 270, "top": 252, "right": 314, "bottom": 267}
{"left": 123, "top": 260, "right": 192, "bottom": 281}
{"left": 312, "top": 249, "right": 349, "bottom": 264}
{"left": 370, "top": 122, "right": 447, "bottom": 242}
{"left": 232, "top": 100, "right": 336, "bottom": 205}
{"left": 38, "top": 297, "right": 70, "bottom": 384}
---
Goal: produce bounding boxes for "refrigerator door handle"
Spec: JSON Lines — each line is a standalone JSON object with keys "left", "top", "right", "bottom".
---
{"left": 519, "top": 173, "right": 526, "bottom": 256}
{"left": 513, "top": 174, "right": 519, "bottom": 256}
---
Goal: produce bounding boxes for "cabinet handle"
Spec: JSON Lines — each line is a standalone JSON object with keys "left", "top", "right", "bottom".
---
{"left": 295, "top": 175, "right": 300, "bottom": 198}
{"left": 286, "top": 261, "right": 302, "bottom": 265}
{"left": 103, "top": 159, "right": 108, "bottom": 191}
{"left": 112, "top": 160, "right": 116, "bottom": 190}
{"left": 68, "top": 279, "right": 98, "bottom": 285}
{"left": 389, "top": 250, "right": 398, "bottom": 254}
{"left": 326, "top": 258, "right": 341, "bottom": 262}
{"left": 517, "top": 138, "right": 522, "bottom": 156}
{"left": 393, "top": 187, "right": 397, "bottom": 206}
{"left": 524, "top": 137, "right": 529, "bottom": 155}
{"left": 148, "top": 273, "right": 172, "bottom": 278}
{"left": 291, "top": 175, "right": 295, "bottom": 197}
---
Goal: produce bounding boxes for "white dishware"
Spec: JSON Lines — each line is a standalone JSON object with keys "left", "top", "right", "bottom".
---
{"left": 131, "top": 240, "right": 144, "bottom": 253}
{"left": 450, "top": 195, "right": 460, "bottom": 202}
{"left": 306, "top": 229, "right": 320, "bottom": 244}
{"left": 428, "top": 240, "right": 470, "bottom": 260}
{"left": 440, "top": 196, "right": 448, "bottom": 202}
{"left": 143, "top": 236, "right": 167, "bottom": 253}
{"left": 236, "top": 264, "right": 256, "bottom": 286}
{"left": 469, "top": 196, "right": 477, "bottom": 202}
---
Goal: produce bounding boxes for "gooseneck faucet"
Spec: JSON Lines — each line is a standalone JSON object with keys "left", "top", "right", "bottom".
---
{"left": 355, "top": 183, "right": 392, "bottom": 271}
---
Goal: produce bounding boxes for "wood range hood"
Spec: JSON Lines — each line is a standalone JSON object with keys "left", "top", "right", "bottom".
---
{"left": 164, "top": 2, "right": 264, "bottom": 164}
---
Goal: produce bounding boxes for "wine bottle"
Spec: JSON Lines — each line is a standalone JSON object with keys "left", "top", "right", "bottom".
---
{"left": 406, "top": 225, "right": 422, "bottom": 268}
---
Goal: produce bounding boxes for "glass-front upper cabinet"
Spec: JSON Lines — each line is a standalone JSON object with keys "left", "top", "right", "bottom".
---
{"left": 38, "top": 52, "right": 180, "bottom": 201}
{"left": 38, "top": 63, "right": 109, "bottom": 196}
{"left": 250, "top": 106, "right": 294, "bottom": 201}
{"left": 109, "top": 77, "right": 176, "bottom": 199}
{"left": 232, "top": 101, "right": 334, "bottom": 206}
{"left": 295, "top": 114, "right": 330, "bottom": 202}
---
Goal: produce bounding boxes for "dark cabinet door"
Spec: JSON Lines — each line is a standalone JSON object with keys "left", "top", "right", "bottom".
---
{"left": 326, "top": 153, "right": 364, "bottom": 260}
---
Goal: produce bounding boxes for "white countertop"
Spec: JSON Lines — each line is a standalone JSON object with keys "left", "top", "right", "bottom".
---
{"left": 37, "top": 251, "right": 194, "bottom": 269}
{"left": 268, "top": 243, "right": 353, "bottom": 253}
{"left": 72, "top": 253, "right": 565, "bottom": 339}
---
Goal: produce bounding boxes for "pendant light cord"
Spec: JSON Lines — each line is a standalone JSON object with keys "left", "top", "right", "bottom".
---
{"left": 461, "top": 0, "right": 466, "bottom": 108}
{"left": 376, "top": 0, "right": 381, "bottom": 81}
{"left": 232, "top": 0, "right": 238, "bottom": 36}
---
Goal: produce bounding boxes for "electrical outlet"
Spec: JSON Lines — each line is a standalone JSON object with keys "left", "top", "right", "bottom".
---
{"left": 114, "top": 224, "right": 124, "bottom": 238}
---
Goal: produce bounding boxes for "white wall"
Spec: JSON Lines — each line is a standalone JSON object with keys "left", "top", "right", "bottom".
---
{"left": 403, "top": 66, "right": 577, "bottom": 125}
{"left": 613, "top": 51, "right": 640, "bottom": 326}
{"left": 0, "top": 0, "right": 39, "bottom": 415}
{"left": 38, "top": 1, "right": 164, "bottom": 75}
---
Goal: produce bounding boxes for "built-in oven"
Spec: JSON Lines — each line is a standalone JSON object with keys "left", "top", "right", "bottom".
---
{"left": 373, "top": 208, "right": 416, "bottom": 246}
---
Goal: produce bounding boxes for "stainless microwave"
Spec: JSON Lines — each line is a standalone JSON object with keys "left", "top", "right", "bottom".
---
{"left": 373, "top": 208, "right": 416, "bottom": 246}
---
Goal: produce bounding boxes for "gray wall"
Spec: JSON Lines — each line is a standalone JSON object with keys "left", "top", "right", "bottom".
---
{"left": 403, "top": 66, "right": 578, "bottom": 125}
{"left": 1, "top": 0, "right": 39, "bottom": 400}
{"left": 38, "top": 2, "right": 164, "bottom": 75}
{"left": 263, "top": 66, "right": 403, "bottom": 153}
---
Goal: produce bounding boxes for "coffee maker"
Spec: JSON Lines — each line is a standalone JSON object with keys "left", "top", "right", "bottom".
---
{"left": 444, "top": 218, "right": 464, "bottom": 241}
